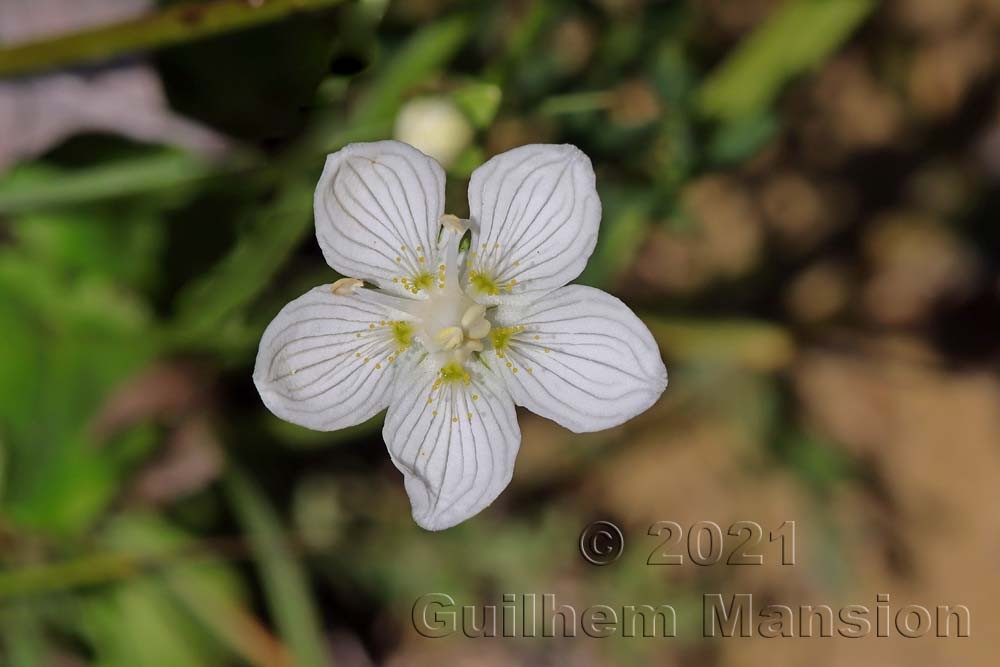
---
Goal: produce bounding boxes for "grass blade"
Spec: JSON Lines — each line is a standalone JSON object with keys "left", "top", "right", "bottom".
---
{"left": 698, "top": 0, "right": 876, "bottom": 121}
{"left": 225, "top": 470, "right": 329, "bottom": 667}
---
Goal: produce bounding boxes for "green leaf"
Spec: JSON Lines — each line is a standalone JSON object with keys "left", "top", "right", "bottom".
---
{"left": 170, "top": 182, "right": 315, "bottom": 345}
{"left": 0, "top": 605, "right": 45, "bottom": 667}
{"left": 12, "top": 210, "right": 164, "bottom": 290}
{"left": 707, "top": 111, "right": 779, "bottom": 164}
{"left": 448, "top": 145, "right": 485, "bottom": 179}
{"left": 98, "top": 514, "right": 287, "bottom": 667}
{"left": 0, "top": 254, "right": 157, "bottom": 534}
{"left": 0, "top": 430, "right": 6, "bottom": 504}
{"left": 578, "top": 189, "right": 653, "bottom": 288}
{"left": 0, "top": 151, "right": 221, "bottom": 215}
{"left": 226, "top": 470, "right": 329, "bottom": 667}
{"left": 698, "top": 0, "right": 876, "bottom": 121}
{"left": 643, "top": 316, "right": 796, "bottom": 372}
{"left": 777, "top": 431, "right": 857, "bottom": 493}
{"left": 84, "top": 581, "right": 222, "bottom": 667}
{"left": 452, "top": 81, "right": 503, "bottom": 128}
{"left": 353, "top": 15, "right": 472, "bottom": 123}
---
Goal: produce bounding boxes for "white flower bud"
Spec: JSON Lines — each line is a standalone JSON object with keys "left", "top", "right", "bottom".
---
{"left": 394, "top": 97, "right": 473, "bottom": 168}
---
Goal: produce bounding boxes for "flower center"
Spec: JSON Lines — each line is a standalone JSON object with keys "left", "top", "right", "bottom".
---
{"left": 416, "top": 281, "right": 491, "bottom": 361}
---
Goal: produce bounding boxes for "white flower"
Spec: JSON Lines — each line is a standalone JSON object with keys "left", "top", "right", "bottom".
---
{"left": 254, "top": 141, "right": 667, "bottom": 530}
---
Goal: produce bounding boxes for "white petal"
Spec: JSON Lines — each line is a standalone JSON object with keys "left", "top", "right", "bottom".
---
{"left": 466, "top": 144, "right": 600, "bottom": 304}
{"left": 383, "top": 361, "right": 520, "bottom": 530}
{"left": 488, "top": 285, "right": 667, "bottom": 433}
{"left": 253, "top": 286, "right": 417, "bottom": 431}
{"left": 314, "top": 141, "right": 445, "bottom": 292}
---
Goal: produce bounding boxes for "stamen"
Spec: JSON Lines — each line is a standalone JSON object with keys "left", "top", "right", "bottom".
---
{"left": 461, "top": 304, "right": 487, "bottom": 328}
{"left": 330, "top": 277, "right": 363, "bottom": 295}
{"left": 490, "top": 325, "right": 521, "bottom": 351}
{"left": 435, "top": 326, "right": 464, "bottom": 350}
{"left": 440, "top": 213, "right": 466, "bottom": 233}
{"left": 439, "top": 361, "right": 471, "bottom": 384}
{"left": 469, "top": 270, "right": 500, "bottom": 296}
{"left": 390, "top": 321, "right": 414, "bottom": 348}
{"left": 465, "top": 318, "right": 491, "bottom": 339}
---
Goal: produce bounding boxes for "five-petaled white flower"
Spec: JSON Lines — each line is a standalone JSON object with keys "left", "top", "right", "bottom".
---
{"left": 254, "top": 141, "right": 667, "bottom": 530}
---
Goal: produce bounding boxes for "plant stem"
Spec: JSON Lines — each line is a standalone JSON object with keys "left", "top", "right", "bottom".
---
{"left": 0, "top": 0, "right": 345, "bottom": 78}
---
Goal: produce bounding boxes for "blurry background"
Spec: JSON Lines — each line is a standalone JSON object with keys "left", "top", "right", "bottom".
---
{"left": 1, "top": 0, "right": 999, "bottom": 664}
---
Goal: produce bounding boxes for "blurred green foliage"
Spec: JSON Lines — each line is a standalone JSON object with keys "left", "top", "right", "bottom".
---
{"left": 4, "top": 0, "right": 979, "bottom": 664}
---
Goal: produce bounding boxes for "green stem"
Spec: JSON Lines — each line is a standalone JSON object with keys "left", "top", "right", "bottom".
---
{"left": 0, "top": 0, "right": 345, "bottom": 78}
{"left": 538, "top": 91, "right": 614, "bottom": 116}
{"left": 0, "top": 552, "right": 146, "bottom": 600}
